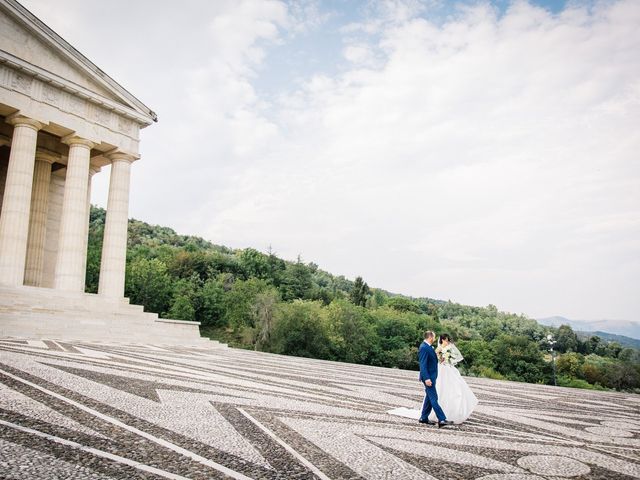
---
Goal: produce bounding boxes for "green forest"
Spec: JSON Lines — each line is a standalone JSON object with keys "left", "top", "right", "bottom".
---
{"left": 87, "top": 206, "right": 640, "bottom": 392}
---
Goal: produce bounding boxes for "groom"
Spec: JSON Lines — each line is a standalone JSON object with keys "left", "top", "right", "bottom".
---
{"left": 418, "top": 331, "right": 453, "bottom": 428}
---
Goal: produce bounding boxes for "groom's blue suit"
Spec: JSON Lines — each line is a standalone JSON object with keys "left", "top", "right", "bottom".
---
{"left": 418, "top": 340, "right": 447, "bottom": 422}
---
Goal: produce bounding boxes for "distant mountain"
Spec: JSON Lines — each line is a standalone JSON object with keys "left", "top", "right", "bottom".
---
{"left": 575, "top": 331, "right": 640, "bottom": 350}
{"left": 537, "top": 316, "right": 640, "bottom": 341}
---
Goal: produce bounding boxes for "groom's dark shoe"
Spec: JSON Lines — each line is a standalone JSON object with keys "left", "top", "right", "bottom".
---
{"left": 438, "top": 420, "right": 454, "bottom": 428}
{"left": 419, "top": 419, "right": 436, "bottom": 425}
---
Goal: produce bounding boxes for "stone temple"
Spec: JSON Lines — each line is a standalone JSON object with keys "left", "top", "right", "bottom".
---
{"left": 0, "top": 0, "right": 205, "bottom": 344}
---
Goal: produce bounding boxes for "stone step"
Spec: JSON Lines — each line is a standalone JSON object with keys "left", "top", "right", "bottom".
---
{"left": 0, "top": 286, "right": 209, "bottom": 346}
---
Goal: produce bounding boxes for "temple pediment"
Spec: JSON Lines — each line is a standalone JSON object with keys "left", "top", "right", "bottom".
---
{"left": 0, "top": 0, "right": 156, "bottom": 126}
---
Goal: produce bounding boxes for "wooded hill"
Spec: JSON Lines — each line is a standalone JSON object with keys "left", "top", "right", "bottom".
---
{"left": 86, "top": 206, "right": 640, "bottom": 392}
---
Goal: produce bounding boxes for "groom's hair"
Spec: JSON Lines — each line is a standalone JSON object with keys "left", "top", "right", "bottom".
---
{"left": 424, "top": 330, "right": 435, "bottom": 340}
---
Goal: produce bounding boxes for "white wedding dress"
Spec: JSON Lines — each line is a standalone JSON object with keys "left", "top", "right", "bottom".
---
{"left": 388, "top": 344, "right": 478, "bottom": 424}
{"left": 427, "top": 362, "right": 478, "bottom": 423}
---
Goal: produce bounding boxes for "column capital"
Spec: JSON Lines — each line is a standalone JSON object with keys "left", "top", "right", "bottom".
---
{"left": 6, "top": 113, "right": 43, "bottom": 131}
{"left": 35, "top": 148, "right": 60, "bottom": 164}
{"left": 61, "top": 134, "right": 95, "bottom": 149}
{"left": 89, "top": 165, "right": 102, "bottom": 177}
{"left": 106, "top": 151, "right": 137, "bottom": 163}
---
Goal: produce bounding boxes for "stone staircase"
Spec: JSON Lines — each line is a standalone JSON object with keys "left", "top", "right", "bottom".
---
{"left": 0, "top": 285, "right": 225, "bottom": 347}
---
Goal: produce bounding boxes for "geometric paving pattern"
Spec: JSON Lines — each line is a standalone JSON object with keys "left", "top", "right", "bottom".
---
{"left": 0, "top": 338, "right": 639, "bottom": 479}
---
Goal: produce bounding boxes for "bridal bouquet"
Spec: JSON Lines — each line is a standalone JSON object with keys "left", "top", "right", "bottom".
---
{"left": 438, "top": 345, "right": 452, "bottom": 364}
{"left": 437, "top": 344, "right": 463, "bottom": 365}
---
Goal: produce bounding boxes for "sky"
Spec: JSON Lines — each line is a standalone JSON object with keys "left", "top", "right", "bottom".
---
{"left": 19, "top": 0, "right": 640, "bottom": 322}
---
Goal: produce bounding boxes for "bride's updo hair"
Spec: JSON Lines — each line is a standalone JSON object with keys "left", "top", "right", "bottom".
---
{"left": 439, "top": 333, "right": 452, "bottom": 344}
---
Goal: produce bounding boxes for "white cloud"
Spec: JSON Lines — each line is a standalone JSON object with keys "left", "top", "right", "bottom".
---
{"left": 18, "top": 0, "right": 640, "bottom": 320}
{"left": 199, "top": 0, "right": 640, "bottom": 320}
{"left": 285, "top": 0, "right": 332, "bottom": 34}
{"left": 343, "top": 43, "right": 377, "bottom": 66}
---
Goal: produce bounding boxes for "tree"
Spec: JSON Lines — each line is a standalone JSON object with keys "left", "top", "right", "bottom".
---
{"left": 326, "top": 300, "right": 376, "bottom": 364}
{"left": 555, "top": 325, "right": 578, "bottom": 353}
{"left": 368, "top": 307, "right": 439, "bottom": 368}
{"left": 223, "top": 278, "right": 271, "bottom": 329}
{"left": 491, "top": 335, "right": 548, "bottom": 383}
{"left": 582, "top": 354, "right": 609, "bottom": 386}
{"left": 199, "top": 277, "right": 225, "bottom": 327}
{"left": 456, "top": 339, "right": 495, "bottom": 373}
{"left": 167, "top": 250, "right": 212, "bottom": 280}
{"left": 349, "top": 276, "right": 370, "bottom": 307}
{"left": 125, "top": 258, "right": 173, "bottom": 315}
{"left": 205, "top": 252, "right": 245, "bottom": 278}
{"left": 279, "top": 256, "right": 313, "bottom": 301}
{"left": 238, "top": 248, "right": 270, "bottom": 280}
{"left": 605, "top": 342, "right": 623, "bottom": 359}
{"left": 373, "top": 308, "right": 421, "bottom": 352}
{"left": 308, "top": 285, "right": 334, "bottom": 305}
{"left": 367, "top": 289, "right": 387, "bottom": 309}
{"left": 619, "top": 348, "right": 640, "bottom": 364}
{"left": 609, "top": 362, "right": 640, "bottom": 390}
{"left": 167, "top": 295, "right": 196, "bottom": 321}
{"left": 588, "top": 335, "right": 604, "bottom": 356}
{"left": 556, "top": 352, "right": 584, "bottom": 378}
{"left": 266, "top": 246, "right": 286, "bottom": 286}
{"left": 479, "top": 321, "right": 503, "bottom": 342}
{"left": 269, "top": 301, "right": 332, "bottom": 359}
{"left": 386, "top": 297, "right": 421, "bottom": 313}
{"left": 254, "top": 288, "right": 280, "bottom": 350}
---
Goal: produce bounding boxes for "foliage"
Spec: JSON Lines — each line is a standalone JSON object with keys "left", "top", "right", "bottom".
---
{"left": 268, "top": 301, "right": 331, "bottom": 359}
{"left": 555, "top": 324, "right": 579, "bottom": 353}
{"left": 222, "top": 278, "right": 271, "bottom": 329}
{"left": 491, "top": 335, "right": 549, "bottom": 384}
{"left": 167, "top": 295, "right": 196, "bottom": 321}
{"left": 349, "top": 276, "right": 370, "bottom": 307}
{"left": 456, "top": 339, "right": 495, "bottom": 376}
{"left": 85, "top": 205, "right": 640, "bottom": 392}
{"left": 556, "top": 352, "right": 584, "bottom": 378}
{"left": 386, "top": 297, "right": 422, "bottom": 313}
{"left": 125, "top": 258, "right": 173, "bottom": 315}
{"left": 199, "top": 277, "right": 225, "bottom": 327}
{"left": 325, "top": 300, "right": 376, "bottom": 364}
{"left": 254, "top": 288, "right": 280, "bottom": 350}
{"left": 279, "top": 256, "right": 313, "bottom": 301}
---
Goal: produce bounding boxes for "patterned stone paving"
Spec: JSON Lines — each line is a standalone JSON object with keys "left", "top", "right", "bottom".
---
{"left": 0, "top": 337, "right": 638, "bottom": 479}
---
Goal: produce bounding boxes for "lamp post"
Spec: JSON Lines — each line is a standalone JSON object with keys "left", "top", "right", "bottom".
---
{"left": 547, "top": 334, "right": 557, "bottom": 386}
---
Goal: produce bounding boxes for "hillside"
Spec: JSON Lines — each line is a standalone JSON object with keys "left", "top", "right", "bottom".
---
{"left": 85, "top": 206, "right": 640, "bottom": 392}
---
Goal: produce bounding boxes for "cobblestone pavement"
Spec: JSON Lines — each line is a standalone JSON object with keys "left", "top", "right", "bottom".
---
{"left": 0, "top": 338, "right": 638, "bottom": 479}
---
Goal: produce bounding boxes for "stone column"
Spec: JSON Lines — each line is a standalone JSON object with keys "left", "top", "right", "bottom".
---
{"left": 99, "top": 153, "right": 134, "bottom": 298}
{"left": 41, "top": 174, "right": 65, "bottom": 288}
{"left": 0, "top": 114, "right": 43, "bottom": 286}
{"left": 54, "top": 136, "right": 95, "bottom": 292}
{"left": 24, "top": 151, "right": 57, "bottom": 286}
{"left": 80, "top": 165, "right": 100, "bottom": 291}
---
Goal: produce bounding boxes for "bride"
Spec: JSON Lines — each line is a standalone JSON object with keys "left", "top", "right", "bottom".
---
{"left": 389, "top": 333, "right": 478, "bottom": 424}
{"left": 428, "top": 334, "right": 478, "bottom": 423}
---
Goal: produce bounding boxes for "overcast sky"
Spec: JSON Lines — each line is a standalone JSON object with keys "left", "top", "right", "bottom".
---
{"left": 20, "top": 0, "right": 640, "bottom": 322}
